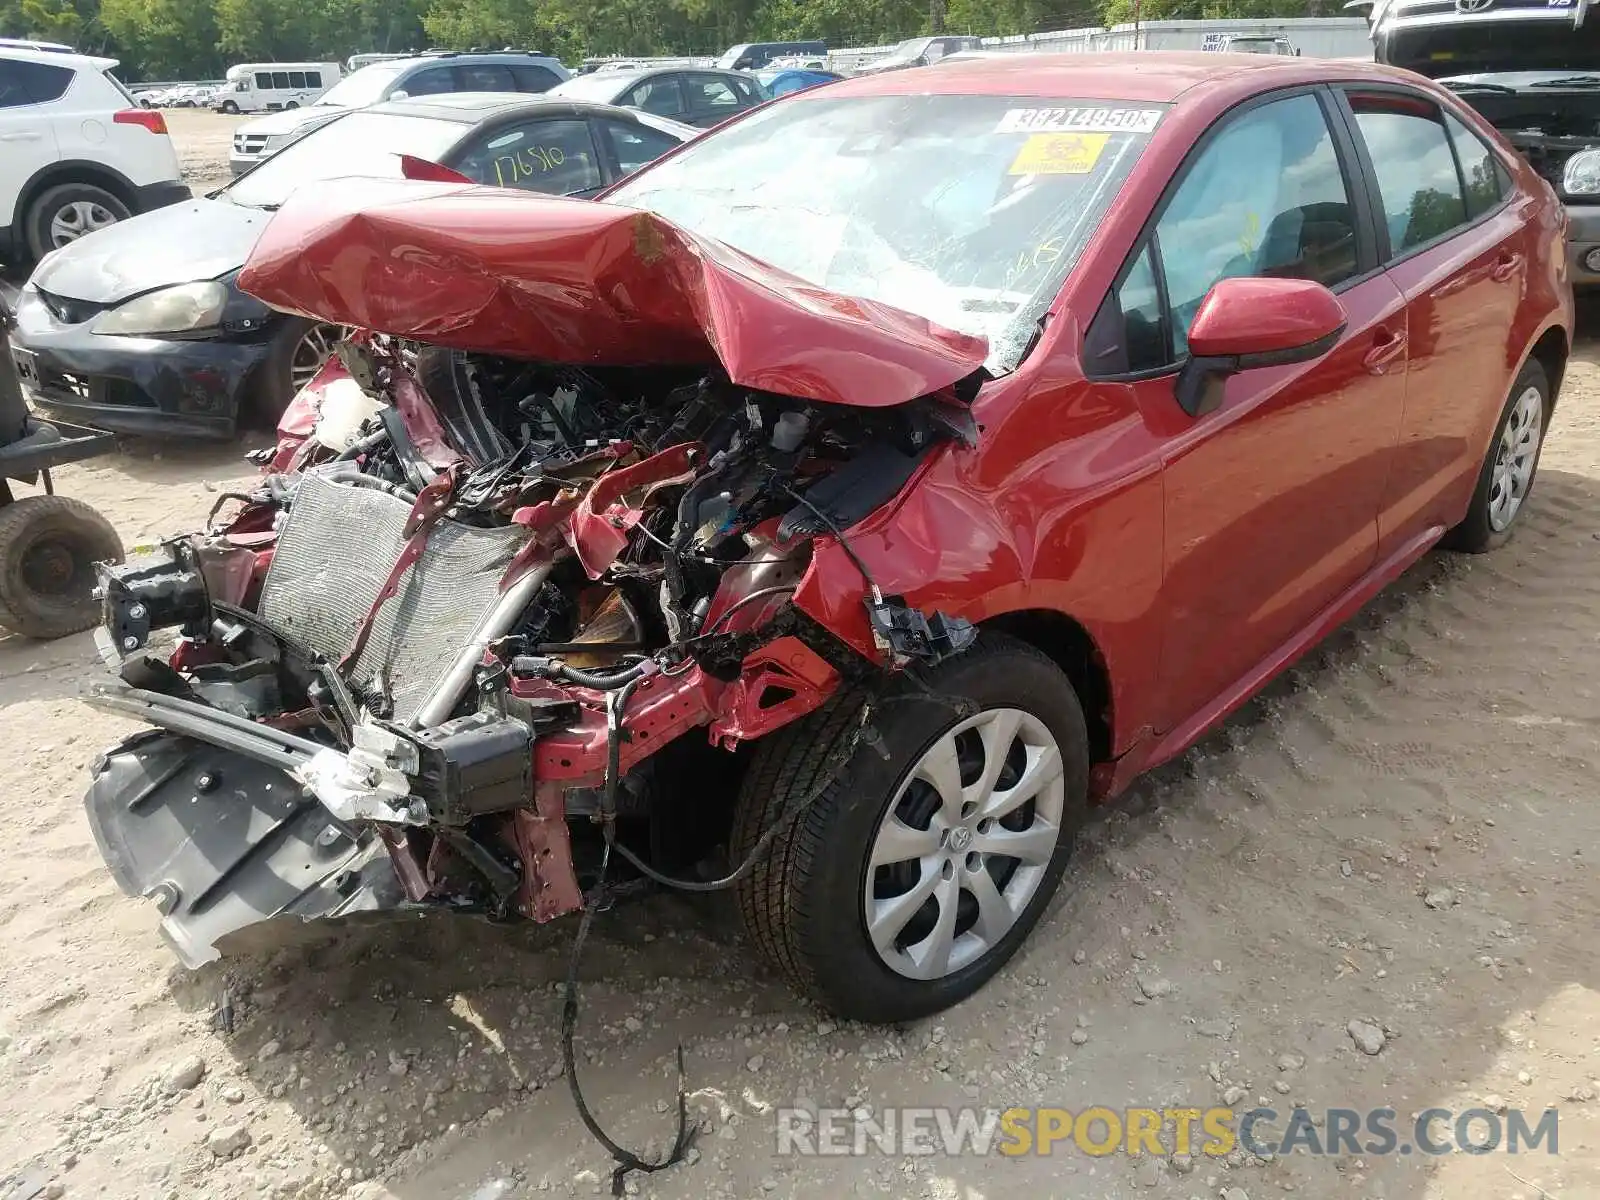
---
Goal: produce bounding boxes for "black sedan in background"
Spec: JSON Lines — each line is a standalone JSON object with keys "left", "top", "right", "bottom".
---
{"left": 8, "top": 94, "right": 696, "bottom": 439}
{"left": 548, "top": 67, "right": 766, "bottom": 128}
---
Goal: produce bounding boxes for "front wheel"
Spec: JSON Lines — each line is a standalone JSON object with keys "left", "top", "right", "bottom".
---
{"left": 251, "top": 317, "right": 344, "bottom": 426}
{"left": 220, "top": 100, "right": 239, "bottom": 114}
{"left": 1445, "top": 359, "right": 1551, "bottom": 553}
{"left": 731, "top": 634, "right": 1090, "bottom": 1023}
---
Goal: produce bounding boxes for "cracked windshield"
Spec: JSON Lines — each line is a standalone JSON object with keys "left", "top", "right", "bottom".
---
{"left": 610, "top": 94, "right": 1163, "bottom": 372}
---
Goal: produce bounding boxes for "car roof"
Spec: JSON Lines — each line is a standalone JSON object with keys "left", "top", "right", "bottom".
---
{"left": 0, "top": 45, "right": 116, "bottom": 71}
{"left": 821, "top": 51, "right": 1419, "bottom": 103}
{"left": 391, "top": 50, "right": 563, "bottom": 70}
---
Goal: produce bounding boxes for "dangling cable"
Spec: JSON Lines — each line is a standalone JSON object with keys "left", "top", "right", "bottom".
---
{"left": 560, "top": 678, "right": 696, "bottom": 1196}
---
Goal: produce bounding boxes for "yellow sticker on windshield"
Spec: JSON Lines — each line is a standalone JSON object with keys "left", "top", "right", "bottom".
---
{"left": 1007, "top": 132, "right": 1109, "bottom": 176}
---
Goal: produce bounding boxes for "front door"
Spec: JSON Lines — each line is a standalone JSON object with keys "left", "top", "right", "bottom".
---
{"left": 1088, "top": 89, "right": 1409, "bottom": 734}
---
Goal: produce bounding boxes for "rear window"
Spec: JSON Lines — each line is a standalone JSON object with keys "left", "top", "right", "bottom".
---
{"left": 0, "top": 59, "right": 74, "bottom": 107}
{"left": 511, "top": 64, "right": 560, "bottom": 92}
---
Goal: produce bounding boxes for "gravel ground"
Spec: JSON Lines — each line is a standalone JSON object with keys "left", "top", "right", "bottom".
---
{"left": 2, "top": 111, "right": 1599, "bottom": 1200}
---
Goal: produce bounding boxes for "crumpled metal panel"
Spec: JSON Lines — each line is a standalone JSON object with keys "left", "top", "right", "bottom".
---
{"left": 257, "top": 472, "right": 525, "bottom": 722}
{"left": 235, "top": 178, "right": 989, "bottom": 409}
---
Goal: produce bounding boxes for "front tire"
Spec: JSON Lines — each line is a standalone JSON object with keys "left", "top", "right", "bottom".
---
{"left": 730, "top": 634, "right": 1090, "bottom": 1023}
{"left": 0, "top": 496, "right": 124, "bottom": 639}
{"left": 220, "top": 100, "right": 240, "bottom": 115}
{"left": 1446, "top": 359, "right": 1551, "bottom": 553}
{"left": 251, "top": 317, "right": 343, "bottom": 427}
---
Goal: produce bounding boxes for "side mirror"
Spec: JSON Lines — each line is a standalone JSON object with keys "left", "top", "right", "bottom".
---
{"left": 388, "top": 89, "right": 410, "bottom": 100}
{"left": 1174, "top": 276, "right": 1347, "bottom": 418}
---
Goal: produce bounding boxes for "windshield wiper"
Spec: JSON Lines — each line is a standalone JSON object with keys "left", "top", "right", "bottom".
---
{"left": 1530, "top": 74, "right": 1600, "bottom": 88}
{"left": 1441, "top": 80, "right": 1519, "bottom": 94}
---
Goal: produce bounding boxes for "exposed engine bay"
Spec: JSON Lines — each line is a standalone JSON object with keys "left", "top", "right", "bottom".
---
{"left": 83, "top": 333, "right": 979, "bottom": 968}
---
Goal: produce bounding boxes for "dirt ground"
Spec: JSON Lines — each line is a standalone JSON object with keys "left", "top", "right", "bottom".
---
{"left": 3, "top": 113, "right": 1600, "bottom": 1200}
{"left": 165, "top": 108, "right": 246, "bottom": 195}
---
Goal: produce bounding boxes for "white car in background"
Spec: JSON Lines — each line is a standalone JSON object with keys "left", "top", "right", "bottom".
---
{"left": 0, "top": 46, "right": 189, "bottom": 264}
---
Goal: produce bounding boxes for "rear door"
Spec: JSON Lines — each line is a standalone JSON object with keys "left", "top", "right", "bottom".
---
{"left": 446, "top": 116, "right": 606, "bottom": 196}
{"left": 593, "top": 116, "right": 685, "bottom": 182}
{"left": 683, "top": 73, "right": 746, "bottom": 127}
{"left": 0, "top": 57, "right": 64, "bottom": 226}
{"left": 1334, "top": 86, "right": 1529, "bottom": 554}
{"left": 623, "top": 74, "right": 688, "bottom": 121}
{"left": 1083, "top": 88, "right": 1409, "bottom": 733}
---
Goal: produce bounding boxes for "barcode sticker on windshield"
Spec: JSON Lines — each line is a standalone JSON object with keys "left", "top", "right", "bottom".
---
{"left": 995, "top": 107, "right": 1163, "bottom": 135}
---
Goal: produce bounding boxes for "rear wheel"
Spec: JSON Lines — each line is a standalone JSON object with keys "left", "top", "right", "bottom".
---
{"left": 0, "top": 495, "right": 124, "bottom": 639}
{"left": 1446, "top": 359, "right": 1551, "bottom": 553}
{"left": 284, "top": 100, "right": 299, "bottom": 109}
{"left": 24, "top": 184, "right": 131, "bottom": 260}
{"left": 730, "top": 634, "right": 1090, "bottom": 1023}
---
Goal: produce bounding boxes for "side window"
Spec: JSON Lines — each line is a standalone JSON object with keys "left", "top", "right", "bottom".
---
{"left": 0, "top": 60, "right": 73, "bottom": 107}
{"left": 1347, "top": 93, "right": 1468, "bottom": 255}
{"left": 271, "top": 71, "right": 290, "bottom": 89}
{"left": 453, "top": 118, "right": 604, "bottom": 195}
{"left": 600, "top": 119, "right": 681, "bottom": 176}
{"left": 1444, "top": 110, "right": 1505, "bottom": 220}
{"left": 625, "top": 76, "right": 685, "bottom": 118}
{"left": 306, "top": 71, "right": 323, "bottom": 88}
{"left": 687, "top": 74, "right": 740, "bottom": 114}
{"left": 730, "top": 75, "right": 761, "bottom": 104}
{"left": 1084, "top": 243, "right": 1167, "bottom": 376}
{"left": 255, "top": 72, "right": 272, "bottom": 89}
{"left": 402, "top": 66, "right": 456, "bottom": 97}
{"left": 289, "top": 71, "right": 307, "bottom": 89}
{"left": 510, "top": 65, "right": 560, "bottom": 92}
{"left": 459, "top": 64, "right": 514, "bottom": 91}
{"left": 1156, "top": 92, "right": 1358, "bottom": 361}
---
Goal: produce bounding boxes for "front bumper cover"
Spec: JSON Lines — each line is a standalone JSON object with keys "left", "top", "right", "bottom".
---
{"left": 10, "top": 287, "right": 274, "bottom": 438}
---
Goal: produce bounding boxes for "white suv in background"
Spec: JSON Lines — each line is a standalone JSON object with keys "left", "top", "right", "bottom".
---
{"left": 0, "top": 46, "right": 189, "bottom": 265}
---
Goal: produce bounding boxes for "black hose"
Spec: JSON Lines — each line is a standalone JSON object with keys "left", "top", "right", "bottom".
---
{"left": 560, "top": 673, "right": 696, "bottom": 1195}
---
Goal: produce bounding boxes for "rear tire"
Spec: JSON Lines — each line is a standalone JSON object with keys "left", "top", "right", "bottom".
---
{"left": 284, "top": 101, "right": 299, "bottom": 109}
{"left": 24, "top": 184, "right": 131, "bottom": 261}
{"left": 730, "top": 633, "right": 1090, "bottom": 1023}
{"left": 1445, "top": 359, "right": 1551, "bottom": 553}
{"left": 0, "top": 495, "right": 124, "bottom": 639}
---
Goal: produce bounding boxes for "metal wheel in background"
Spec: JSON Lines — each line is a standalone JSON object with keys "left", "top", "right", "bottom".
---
{"left": 49, "top": 200, "right": 120, "bottom": 248}
{"left": 865, "top": 707, "right": 1066, "bottom": 981}
{"left": 1488, "top": 384, "right": 1543, "bottom": 532}
{"left": 290, "top": 323, "right": 344, "bottom": 393}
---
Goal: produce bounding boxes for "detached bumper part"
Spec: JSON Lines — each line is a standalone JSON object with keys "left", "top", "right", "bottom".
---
{"left": 85, "top": 731, "right": 407, "bottom": 968}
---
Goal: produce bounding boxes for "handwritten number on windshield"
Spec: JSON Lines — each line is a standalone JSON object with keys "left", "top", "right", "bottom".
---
{"left": 1005, "top": 237, "right": 1066, "bottom": 287}
{"left": 493, "top": 145, "right": 566, "bottom": 187}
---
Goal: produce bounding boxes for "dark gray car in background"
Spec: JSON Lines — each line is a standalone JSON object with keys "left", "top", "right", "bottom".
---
{"left": 9, "top": 94, "right": 695, "bottom": 438}
{"left": 550, "top": 66, "right": 766, "bottom": 127}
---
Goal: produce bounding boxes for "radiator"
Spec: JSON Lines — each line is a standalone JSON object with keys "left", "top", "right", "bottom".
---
{"left": 257, "top": 470, "right": 526, "bottom": 723}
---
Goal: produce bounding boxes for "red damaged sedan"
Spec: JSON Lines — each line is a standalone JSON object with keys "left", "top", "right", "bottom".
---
{"left": 83, "top": 54, "right": 1570, "bottom": 1025}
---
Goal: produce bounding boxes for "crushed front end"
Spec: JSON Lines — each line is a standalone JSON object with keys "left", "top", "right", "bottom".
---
{"left": 80, "top": 189, "right": 984, "bottom": 963}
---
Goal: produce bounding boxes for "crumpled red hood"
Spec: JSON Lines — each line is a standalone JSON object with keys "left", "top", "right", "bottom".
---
{"left": 236, "top": 179, "right": 989, "bottom": 408}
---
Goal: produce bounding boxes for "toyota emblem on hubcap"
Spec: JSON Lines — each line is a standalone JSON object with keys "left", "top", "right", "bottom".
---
{"left": 948, "top": 827, "right": 974, "bottom": 852}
